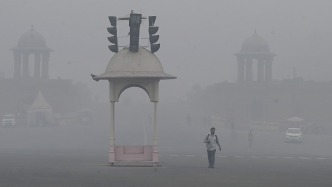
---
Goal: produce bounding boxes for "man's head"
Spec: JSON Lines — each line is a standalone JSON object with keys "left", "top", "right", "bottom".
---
{"left": 210, "top": 127, "right": 215, "bottom": 134}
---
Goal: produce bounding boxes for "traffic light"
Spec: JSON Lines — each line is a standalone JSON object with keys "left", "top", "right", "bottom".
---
{"left": 107, "top": 16, "right": 118, "bottom": 53}
{"left": 148, "top": 16, "right": 160, "bottom": 53}
{"left": 129, "top": 13, "right": 142, "bottom": 52}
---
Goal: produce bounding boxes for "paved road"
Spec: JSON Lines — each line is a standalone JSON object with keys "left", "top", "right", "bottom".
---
{"left": 1, "top": 125, "right": 332, "bottom": 186}
{"left": 0, "top": 151, "right": 332, "bottom": 187}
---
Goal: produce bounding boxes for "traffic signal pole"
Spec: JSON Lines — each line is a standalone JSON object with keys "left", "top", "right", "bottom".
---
{"left": 129, "top": 13, "right": 142, "bottom": 52}
{"left": 95, "top": 11, "right": 170, "bottom": 167}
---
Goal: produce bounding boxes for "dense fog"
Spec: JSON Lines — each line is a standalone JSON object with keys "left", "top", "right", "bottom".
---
{"left": 1, "top": 0, "right": 332, "bottom": 100}
{"left": 0, "top": 1, "right": 332, "bottom": 186}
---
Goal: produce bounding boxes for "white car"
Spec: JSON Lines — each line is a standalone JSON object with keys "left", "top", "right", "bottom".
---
{"left": 285, "top": 128, "right": 302, "bottom": 143}
{"left": 2, "top": 114, "right": 16, "bottom": 127}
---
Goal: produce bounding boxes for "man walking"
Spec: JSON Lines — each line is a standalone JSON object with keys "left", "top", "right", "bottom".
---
{"left": 204, "top": 127, "right": 221, "bottom": 168}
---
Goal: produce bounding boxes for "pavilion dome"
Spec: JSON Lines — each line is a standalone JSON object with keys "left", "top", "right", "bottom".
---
{"left": 240, "top": 31, "right": 270, "bottom": 53}
{"left": 93, "top": 47, "right": 175, "bottom": 80}
{"left": 15, "top": 27, "right": 48, "bottom": 50}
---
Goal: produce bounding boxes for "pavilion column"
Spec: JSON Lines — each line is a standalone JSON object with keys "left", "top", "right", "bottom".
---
{"left": 245, "top": 58, "right": 253, "bottom": 82}
{"left": 265, "top": 58, "right": 273, "bottom": 82}
{"left": 257, "top": 58, "right": 265, "bottom": 82}
{"left": 34, "top": 52, "right": 41, "bottom": 79}
{"left": 22, "top": 52, "right": 29, "bottom": 78}
{"left": 109, "top": 101, "right": 115, "bottom": 164}
{"left": 13, "top": 52, "right": 22, "bottom": 79}
{"left": 41, "top": 51, "right": 50, "bottom": 79}
{"left": 237, "top": 56, "right": 245, "bottom": 83}
{"left": 152, "top": 101, "right": 159, "bottom": 163}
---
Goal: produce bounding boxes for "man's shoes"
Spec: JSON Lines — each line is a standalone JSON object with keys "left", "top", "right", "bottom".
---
{"left": 208, "top": 165, "right": 214, "bottom": 168}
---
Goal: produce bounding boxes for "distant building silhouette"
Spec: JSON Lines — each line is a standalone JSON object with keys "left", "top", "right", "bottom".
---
{"left": 0, "top": 27, "right": 92, "bottom": 126}
{"left": 188, "top": 32, "right": 332, "bottom": 133}
{"left": 235, "top": 31, "right": 275, "bottom": 83}
{"left": 11, "top": 26, "right": 52, "bottom": 80}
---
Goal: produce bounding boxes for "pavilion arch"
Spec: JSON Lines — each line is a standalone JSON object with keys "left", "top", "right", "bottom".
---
{"left": 118, "top": 84, "right": 151, "bottom": 102}
{"left": 116, "top": 86, "right": 154, "bottom": 146}
{"left": 108, "top": 79, "right": 160, "bottom": 102}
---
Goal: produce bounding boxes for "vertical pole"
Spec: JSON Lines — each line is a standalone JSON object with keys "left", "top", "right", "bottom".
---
{"left": 13, "top": 52, "right": 21, "bottom": 79}
{"left": 245, "top": 58, "right": 253, "bottom": 82}
{"left": 265, "top": 58, "right": 273, "bottom": 82}
{"left": 109, "top": 101, "right": 115, "bottom": 165}
{"left": 34, "top": 52, "right": 41, "bottom": 79}
{"left": 41, "top": 52, "right": 50, "bottom": 79}
{"left": 257, "top": 58, "right": 264, "bottom": 82}
{"left": 152, "top": 102, "right": 159, "bottom": 163}
{"left": 237, "top": 56, "right": 245, "bottom": 83}
{"left": 22, "top": 52, "right": 29, "bottom": 78}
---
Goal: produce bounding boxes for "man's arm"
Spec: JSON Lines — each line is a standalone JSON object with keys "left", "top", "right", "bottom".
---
{"left": 216, "top": 135, "right": 221, "bottom": 150}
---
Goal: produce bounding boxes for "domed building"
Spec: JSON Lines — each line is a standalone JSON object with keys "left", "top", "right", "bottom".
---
{"left": 16, "top": 27, "right": 48, "bottom": 49}
{"left": 240, "top": 31, "right": 270, "bottom": 54}
{"left": 0, "top": 27, "right": 93, "bottom": 127}
{"left": 187, "top": 32, "right": 332, "bottom": 133}
{"left": 235, "top": 31, "right": 275, "bottom": 83}
{"left": 11, "top": 26, "right": 52, "bottom": 80}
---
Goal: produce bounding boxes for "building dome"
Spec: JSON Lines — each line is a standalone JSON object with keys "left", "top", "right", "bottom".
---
{"left": 93, "top": 47, "right": 175, "bottom": 80}
{"left": 240, "top": 31, "right": 270, "bottom": 53}
{"left": 15, "top": 27, "right": 48, "bottom": 49}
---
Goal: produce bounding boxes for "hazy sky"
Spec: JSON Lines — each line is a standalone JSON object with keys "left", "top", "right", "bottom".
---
{"left": 1, "top": 0, "right": 332, "bottom": 101}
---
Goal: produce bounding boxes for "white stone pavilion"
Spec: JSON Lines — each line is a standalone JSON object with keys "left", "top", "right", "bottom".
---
{"left": 92, "top": 46, "right": 175, "bottom": 166}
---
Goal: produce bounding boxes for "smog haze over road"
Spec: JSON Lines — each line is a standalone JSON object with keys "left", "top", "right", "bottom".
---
{"left": 1, "top": 0, "right": 332, "bottom": 101}
{"left": 1, "top": 0, "right": 332, "bottom": 186}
